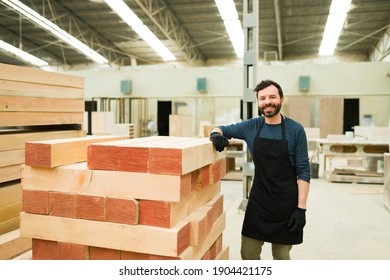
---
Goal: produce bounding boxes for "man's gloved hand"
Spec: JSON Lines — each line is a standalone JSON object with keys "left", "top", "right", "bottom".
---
{"left": 209, "top": 132, "right": 229, "bottom": 152}
{"left": 287, "top": 207, "right": 306, "bottom": 233}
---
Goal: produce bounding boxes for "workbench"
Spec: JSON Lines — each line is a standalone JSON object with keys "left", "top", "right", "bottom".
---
{"left": 318, "top": 139, "right": 389, "bottom": 184}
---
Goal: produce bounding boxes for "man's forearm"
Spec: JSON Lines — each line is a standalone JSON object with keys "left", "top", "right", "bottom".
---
{"left": 297, "top": 179, "right": 310, "bottom": 209}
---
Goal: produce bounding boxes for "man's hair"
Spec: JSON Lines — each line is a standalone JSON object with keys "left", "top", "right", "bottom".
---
{"left": 253, "top": 79, "right": 284, "bottom": 98}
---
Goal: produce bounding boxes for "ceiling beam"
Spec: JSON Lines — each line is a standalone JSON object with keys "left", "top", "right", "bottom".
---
{"left": 369, "top": 25, "right": 390, "bottom": 62}
{"left": 273, "top": 0, "right": 283, "bottom": 60}
{"left": 133, "top": 0, "right": 205, "bottom": 63}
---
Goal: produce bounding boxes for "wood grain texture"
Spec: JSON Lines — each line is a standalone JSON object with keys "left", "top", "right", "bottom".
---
{"left": 57, "top": 242, "right": 89, "bottom": 260}
{"left": 0, "top": 112, "right": 84, "bottom": 127}
{"left": 106, "top": 197, "right": 139, "bottom": 225}
{"left": 25, "top": 135, "right": 128, "bottom": 168}
{"left": 76, "top": 194, "right": 106, "bottom": 221}
{"left": 49, "top": 192, "right": 77, "bottom": 218}
{"left": 22, "top": 189, "right": 48, "bottom": 215}
{"left": 0, "top": 63, "right": 84, "bottom": 88}
{"left": 139, "top": 181, "right": 220, "bottom": 228}
{"left": 20, "top": 212, "right": 190, "bottom": 257}
{"left": 0, "top": 95, "right": 84, "bottom": 112}
{"left": 0, "top": 80, "right": 84, "bottom": 99}
{"left": 0, "top": 229, "right": 31, "bottom": 260}
{"left": 31, "top": 238, "right": 58, "bottom": 260}
{"left": 88, "top": 136, "right": 226, "bottom": 175}
{"left": 178, "top": 212, "right": 226, "bottom": 260}
{"left": 90, "top": 246, "right": 121, "bottom": 260}
{"left": 22, "top": 162, "right": 191, "bottom": 202}
{"left": 0, "top": 130, "right": 86, "bottom": 152}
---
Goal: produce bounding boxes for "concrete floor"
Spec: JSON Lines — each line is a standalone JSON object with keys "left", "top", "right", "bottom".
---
{"left": 221, "top": 177, "right": 390, "bottom": 260}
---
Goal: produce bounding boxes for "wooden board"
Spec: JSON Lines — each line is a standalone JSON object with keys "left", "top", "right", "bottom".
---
{"left": 169, "top": 115, "right": 194, "bottom": 137}
{"left": 88, "top": 136, "right": 227, "bottom": 175}
{"left": 0, "top": 180, "right": 22, "bottom": 206}
{"left": 0, "top": 63, "right": 84, "bottom": 88}
{"left": 0, "top": 229, "right": 32, "bottom": 260}
{"left": 20, "top": 212, "right": 190, "bottom": 257}
{"left": 0, "top": 149, "right": 24, "bottom": 167}
{"left": 21, "top": 162, "right": 191, "bottom": 202}
{"left": 139, "top": 181, "right": 220, "bottom": 228}
{"left": 179, "top": 212, "right": 226, "bottom": 260}
{"left": 0, "top": 112, "right": 84, "bottom": 127}
{"left": 320, "top": 97, "right": 343, "bottom": 138}
{"left": 25, "top": 135, "right": 128, "bottom": 168}
{"left": 0, "top": 129, "right": 86, "bottom": 152}
{"left": 0, "top": 80, "right": 84, "bottom": 99}
{"left": 0, "top": 164, "right": 21, "bottom": 183}
{"left": 0, "top": 95, "right": 83, "bottom": 113}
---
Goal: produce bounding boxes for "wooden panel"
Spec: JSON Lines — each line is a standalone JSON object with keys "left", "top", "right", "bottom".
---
{"left": 0, "top": 181, "right": 22, "bottom": 206}
{"left": 169, "top": 115, "right": 194, "bottom": 137}
{"left": 0, "top": 95, "right": 83, "bottom": 112}
{"left": 0, "top": 216, "right": 19, "bottom": 235}
{"left": 0, "top": 129, "right": 86, "bottom": 151}
{"left": 0, "top": 164, "right": 21, "bottom": 183}
{"left": 25, "top": 135, "right": 128, "bottom": 168}
{"left": 0, "top": 80, "right": 84, "bottom": 99}
{"left": 0, "top": 149, "right": 24, "bottom": 167}
{"left": 20, "top": 212, "right": 191, "bottom": 257}
{"left": 21, "top": 162, "right": 191, "bottom": 202}
{"left": 0, "top": 229, "right": 31, "bottom": 260}
{"left": 287, "top": 96, "right": 311, "bottom": 127}
{"left": 320, "top": 97, "right": 343, "bottom": 138}
{"left": 0, "top": 112, "right": 84, "bottom": 126}
{"left": 0, "top": 63, "right": 84, "bottom": 88}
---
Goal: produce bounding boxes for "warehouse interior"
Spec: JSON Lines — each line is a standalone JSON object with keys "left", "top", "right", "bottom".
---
{"left": 1, "top": 0, "right": 390, "bottom": 262}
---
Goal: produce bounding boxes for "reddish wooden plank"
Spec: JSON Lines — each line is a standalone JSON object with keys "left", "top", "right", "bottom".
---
{"left": 22, "top": 189, "right": 48, "bottom": 215}
{"left": 49, "top": 192, "right": 77, "bottom": 218}
{"left": 87, "top": 136, "right": 226, "bottom": 175}
{"left": 58, "top": 242, "right": 89, "bottom": 260}
{"left": 76, "top": 195, "right": 106, "bottom": 221}
{"left": 25, "top": 135, "right": 128, "bottom": 168}
{"left": 120, "top": 250, "right": 150, "bottom": 260}
{"left": 106, "top": 197, "right": 139, "bottom": 225}
{"left": 32, "top": 239, "right": 58, "bottom": 260}
{"left": 90, "top": 246, "right": 121, "bottom": 260}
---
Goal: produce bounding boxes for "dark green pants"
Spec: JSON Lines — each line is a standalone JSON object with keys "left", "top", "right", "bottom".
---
{"left": 241, "top": 235, "right": 293, "bottom": 260}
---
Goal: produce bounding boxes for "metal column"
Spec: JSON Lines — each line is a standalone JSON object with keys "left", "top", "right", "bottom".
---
{"left": 239, "top": 0, "right": 258, "bottom": 212}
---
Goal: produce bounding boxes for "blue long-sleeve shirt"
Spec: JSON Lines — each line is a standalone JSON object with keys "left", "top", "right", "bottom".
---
{"left": 219, "top": 116, "right": 311, "bottom": 183}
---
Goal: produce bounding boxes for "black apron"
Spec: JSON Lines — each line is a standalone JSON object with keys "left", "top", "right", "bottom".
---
{"left": 241, "top": 116, "right": 303, "bottom": 244}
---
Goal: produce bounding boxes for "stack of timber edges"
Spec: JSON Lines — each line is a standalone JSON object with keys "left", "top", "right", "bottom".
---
{"left": 21, "top": 136, "right": 230, "bottom": 260}
{"left": 0, "top": 63, "right": 88, "bottom": 259}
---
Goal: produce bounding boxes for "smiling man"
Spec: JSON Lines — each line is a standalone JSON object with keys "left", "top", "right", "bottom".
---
{"left": 209, "top": 79, "right": 311, "bottom": 260}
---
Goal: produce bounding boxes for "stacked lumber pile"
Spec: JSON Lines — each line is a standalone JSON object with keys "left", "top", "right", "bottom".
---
{"left": 0, "top": 63, "right": 88, "bottom": 259}
{"left": 21, "top": 136, "right": 229, "bottom": 260}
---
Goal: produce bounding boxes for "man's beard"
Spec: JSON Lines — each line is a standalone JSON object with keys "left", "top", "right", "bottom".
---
{"left": 259, "top": 103, "right": 282, "bottom": 117}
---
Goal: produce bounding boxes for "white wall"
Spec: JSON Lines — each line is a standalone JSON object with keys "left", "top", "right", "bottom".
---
{"left": 66, "top": 61, "right": 390, "bottom": 129}
{"left": 67, "top": 61, "right": 390, "bottom": 98}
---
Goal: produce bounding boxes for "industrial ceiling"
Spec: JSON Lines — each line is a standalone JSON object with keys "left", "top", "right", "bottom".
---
{"left": 0, "top": 0, "right": 390, "bottom": 68}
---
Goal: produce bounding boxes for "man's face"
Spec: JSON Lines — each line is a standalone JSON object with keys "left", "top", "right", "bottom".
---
{"left": 257, "top": 85, "right": 284, "bottom": 117}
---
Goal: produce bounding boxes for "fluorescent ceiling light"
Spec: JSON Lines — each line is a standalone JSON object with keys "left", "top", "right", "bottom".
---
{"left": 105, "top": 0, "right": 175, "bottom": 61}
{"left": 1, "top": 0, "right": 109, "bottom": 64}
{"left": 0, "top": 40, "right": 48, "bottom": 66}
{"left": 319, "top": 0, "right": 352, "bottom": 56}
{"left": 215, "top": 0, "right": 244, "bottom": 58}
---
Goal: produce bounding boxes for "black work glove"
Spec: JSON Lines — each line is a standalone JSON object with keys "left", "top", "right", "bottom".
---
{"left": 209, "top": 132, "right": 229, "bottom": 152}
{"left": 288, "top": 207, "right": 306, "bottom": 233}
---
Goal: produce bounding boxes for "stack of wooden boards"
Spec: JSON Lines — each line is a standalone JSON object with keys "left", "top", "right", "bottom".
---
{"left": 0, "top": 63, "right": 87, "bottom": 259}
{"left": 21, "top": 136, "right": 229, "bottom": 260}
